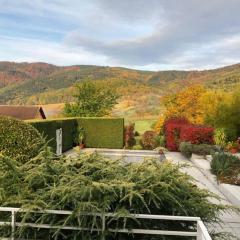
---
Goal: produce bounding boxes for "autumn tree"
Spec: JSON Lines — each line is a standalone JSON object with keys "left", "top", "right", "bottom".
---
{"left": 204, "top": 88, "right": 240, "bottom": 140}
{"left": 64, "top": 81, "right": 119, "bottom": 117}
{"left": 155, "top": 85, "right": 206, "bottom": 133}
{"left": 164, "top": 85, "right": 206, "bottom": 123}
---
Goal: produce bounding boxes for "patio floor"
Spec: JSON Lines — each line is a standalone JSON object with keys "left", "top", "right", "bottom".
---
{"left": 165, "top": 152, "right": 240, "bottom": 239}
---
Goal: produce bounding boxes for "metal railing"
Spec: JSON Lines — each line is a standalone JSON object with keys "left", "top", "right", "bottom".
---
{"left": 0, "top": 207, "right": 212, "bottom": 240}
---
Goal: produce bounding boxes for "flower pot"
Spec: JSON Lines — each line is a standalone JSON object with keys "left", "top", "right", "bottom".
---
{"left": 230, "top": 148, "right": 238, "bottom": 154}
{"left": 79, "top": 143, "right": 85, "bottom": 149}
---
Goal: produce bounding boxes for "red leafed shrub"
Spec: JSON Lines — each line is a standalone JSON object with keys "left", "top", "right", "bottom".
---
{"left": 164, "top": 118, "right": 189, "bottom": 151}
{"left": 124, "top": 123, "right": 136, "bottom": 148}
{"left": 180, "top": 125, "right": 214, "bottom": 145}
{"left": 140, "top": 131, "right": 158, "bottom": 150}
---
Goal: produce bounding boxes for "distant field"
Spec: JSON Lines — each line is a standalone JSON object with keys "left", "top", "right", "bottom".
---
{"left": 40, "top": 103, "right": 65, "bottom": 118}
{"left": 125, "top": 118, "right": 157, "bottom": 134}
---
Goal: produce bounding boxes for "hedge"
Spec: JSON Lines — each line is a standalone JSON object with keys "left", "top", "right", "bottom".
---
{"left": 27, "top": 118, "right": 77, "bottom": 152}
{"left": 77, "top": 118, "right": 124, "bottom": 149}
{"left": 26, "top": 117, "right": 124, "bottom": 152}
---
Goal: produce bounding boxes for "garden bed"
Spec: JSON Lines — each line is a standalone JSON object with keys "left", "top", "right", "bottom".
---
{"left": 191, "top": 154, "right": 240, "bottom": 206}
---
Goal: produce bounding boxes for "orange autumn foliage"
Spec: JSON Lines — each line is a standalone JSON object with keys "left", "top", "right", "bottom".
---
{"left": 155, "top": 85, "right": 207, "bottom": 133}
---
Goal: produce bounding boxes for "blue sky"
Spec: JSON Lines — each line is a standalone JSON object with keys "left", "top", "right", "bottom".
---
{"left": 0, "top": 0, "right": 240, "bottom": 70}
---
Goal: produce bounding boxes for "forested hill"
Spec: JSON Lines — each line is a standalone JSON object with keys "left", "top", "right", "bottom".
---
{"left": 0, "top": 61, "right": 240, "bottom": 106}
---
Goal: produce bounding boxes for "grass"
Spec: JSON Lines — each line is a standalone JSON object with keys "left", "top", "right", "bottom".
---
{"left": 126, "top": 118, "right": 157, "bottom": 134}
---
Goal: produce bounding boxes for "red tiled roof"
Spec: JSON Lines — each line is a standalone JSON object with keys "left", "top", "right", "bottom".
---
{"left": 0, "top": 105, "right": 46, "bottom": 120}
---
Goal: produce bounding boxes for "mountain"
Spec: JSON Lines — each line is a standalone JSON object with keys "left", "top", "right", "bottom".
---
{"left": 0, "top": 62, "right": 240, "bottom": 118}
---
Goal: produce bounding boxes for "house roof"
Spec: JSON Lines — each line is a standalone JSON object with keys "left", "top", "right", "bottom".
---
{"left": 0, "top": 105, "right": 46, "bottom": 120}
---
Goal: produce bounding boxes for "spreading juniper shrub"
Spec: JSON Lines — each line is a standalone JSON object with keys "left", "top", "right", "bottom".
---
{"left": 0, "top": 147, "right": 232, "bottom": 239}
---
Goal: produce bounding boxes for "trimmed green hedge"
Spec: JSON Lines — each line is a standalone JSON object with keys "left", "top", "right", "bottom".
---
{"left": 26, "top": 117, "right": 124, "bottom": 152}
{"left": 77, "top": 118, "right": 124, "bottom": 149}
{"left": 27, "top": 118, "right": 77, "bottom": 152}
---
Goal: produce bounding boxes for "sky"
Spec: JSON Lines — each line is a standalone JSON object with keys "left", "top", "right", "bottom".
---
{"left": 0, "top": 0, "right": 240, "bottom": 70}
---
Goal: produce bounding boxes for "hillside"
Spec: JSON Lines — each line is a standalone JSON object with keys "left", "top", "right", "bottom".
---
{"left": 0, "top": 62, "right": 240, "bottom": 118}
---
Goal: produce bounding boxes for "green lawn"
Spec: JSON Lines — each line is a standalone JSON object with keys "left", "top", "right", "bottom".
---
{"left": 131, "top": 119, "right": 157, "bottom": 134}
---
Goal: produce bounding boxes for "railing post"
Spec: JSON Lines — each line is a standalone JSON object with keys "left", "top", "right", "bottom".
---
{"left": 101, "top": 214, "right": 105, "bottom": 240}
{"left": 197, "top": 221, "right": 203, "bottom": 240}
{"left": 11, "top": 210, "right": 16, "bottom": 240}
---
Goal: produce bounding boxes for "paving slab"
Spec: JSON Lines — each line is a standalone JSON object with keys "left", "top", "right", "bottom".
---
{"left": 165, "top": 152, "right": 240, "bottom": 239}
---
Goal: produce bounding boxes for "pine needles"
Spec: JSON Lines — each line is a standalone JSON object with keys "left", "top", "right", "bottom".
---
{"left": 0, "top": 147, "right": 232, "bottom": 239}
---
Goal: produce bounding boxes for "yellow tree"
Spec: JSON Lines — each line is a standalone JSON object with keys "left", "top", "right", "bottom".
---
{"left": 164, "top": 85, "right": 206, "bottom": 124}
{"left": 155, "top": 85, "right": 207, "bottom": 133}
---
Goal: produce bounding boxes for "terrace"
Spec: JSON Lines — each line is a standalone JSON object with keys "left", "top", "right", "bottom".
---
{"left": 0, "top": 116, "right": 240, "bottom": 239}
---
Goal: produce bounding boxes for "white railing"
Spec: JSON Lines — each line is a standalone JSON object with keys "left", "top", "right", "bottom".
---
{"left": 0, "top": 207, "right": 212, "bottom": 240}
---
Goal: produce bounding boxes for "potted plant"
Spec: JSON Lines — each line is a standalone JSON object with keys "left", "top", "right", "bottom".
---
{"left": 226, "top": 141, "right": 239, "bottom": 154}
{"left": 74, "top": 126, "right": 86, "bottom": 149}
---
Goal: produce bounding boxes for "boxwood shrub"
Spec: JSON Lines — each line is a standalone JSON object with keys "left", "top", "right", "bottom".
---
{"left": 140, "top": 131, "right": 158, "bottom": 150}
{"left": 180, "top": 142, "right": 219, "bottom": 158}
{"left": 0, "top": 116, "right": 45, "bottom": 162}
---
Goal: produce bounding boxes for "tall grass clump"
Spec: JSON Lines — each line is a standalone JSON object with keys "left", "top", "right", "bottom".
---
{"left": 0, "top": 147, "right": 232, "bottom": 239}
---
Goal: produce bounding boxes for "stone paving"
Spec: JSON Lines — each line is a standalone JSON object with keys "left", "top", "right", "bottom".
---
{"left": 165, "top": 152, "right": 240, "bottom": 239}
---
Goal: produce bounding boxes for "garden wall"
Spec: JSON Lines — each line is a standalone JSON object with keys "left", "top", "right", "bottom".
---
{"left": 26, "top": 117, "right": 124, "bottom": 152}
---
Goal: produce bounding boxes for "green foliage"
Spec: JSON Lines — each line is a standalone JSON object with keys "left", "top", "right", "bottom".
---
{"left": 208, "top": 88, "right": 240, "bottom": 140}
{"left": 0, "top": 116, "right": 44, "bottom": 162}
{"left": 132, "top": 144, "right": 143, "bottom": 150}
{"left": 180, "top": 142, "right": 219, "bottom": 158}
{"left": 74, "top": 125, "right": 85, "bottom": 145}
{"left": 156, "top": 134, "right": 165, "bottom": 147}
{"left": 28, "top": 117, "right": 124, "bottom": 150}
{"left": 214, "top": 128, "right": 227, "bottom": 149}
{"left": 211, "top": 152, "right": 240, "bottom": 177}
{"left": 179, "top": 142, "right": 193, "bottom": 158}
{"left": 77, "top": 117, "right": 124, "bottom": 149}
{"left": 192, "top": 144, "right": 219, "bottom": 156}
{"left": 64, "top": 81, "right": 119, "bottom": 117}
{"left": 140, "top": 131, "right": 158, "bottom": 150}
{"left": 0, "top": 147, "right": 229, "bottom": 239}
{"left": 27, "top": 118, "right": 77, "bottom": 152}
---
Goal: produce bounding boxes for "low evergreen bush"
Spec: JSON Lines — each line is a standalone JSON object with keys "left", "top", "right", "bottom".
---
{"left": 211, "top": 152, "right": 240, "bottom": 185}
{"left": 179, "top": 142, "right": 193, "bottom": 158}
{"left": 132, "top": 144, "right": 143, "bottom": 150}
{"left": 124, "top": 123, "right": 136, "bottom": 148}
{"left": 140, "top": 131, "right": 158, "bottom": 150}
{"left": 0, "top": 148, "right": 229, "bottom": 239}
{"left": 180, "top": 142, "right": 219, "bottom": 158}
{"left": 0, "top": 116, "right": 44, "bottom": 162}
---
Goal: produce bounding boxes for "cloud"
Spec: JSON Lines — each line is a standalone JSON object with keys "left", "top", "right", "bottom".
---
{"left": 0, "top": 36, "right": 108, "bottom": 66}
{"left": 65, "top": 0, "right": 240, "bottom": 69}
{"left": 0, "top": 0, "right": 240, "bottom": 70}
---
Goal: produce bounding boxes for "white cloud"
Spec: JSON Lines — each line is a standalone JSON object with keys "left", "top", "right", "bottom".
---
{"left": 0, "top": 36, "right": 108, "bottom": 66}
{"left": 0, "top": 0, "right": 240, "bottom": 70}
